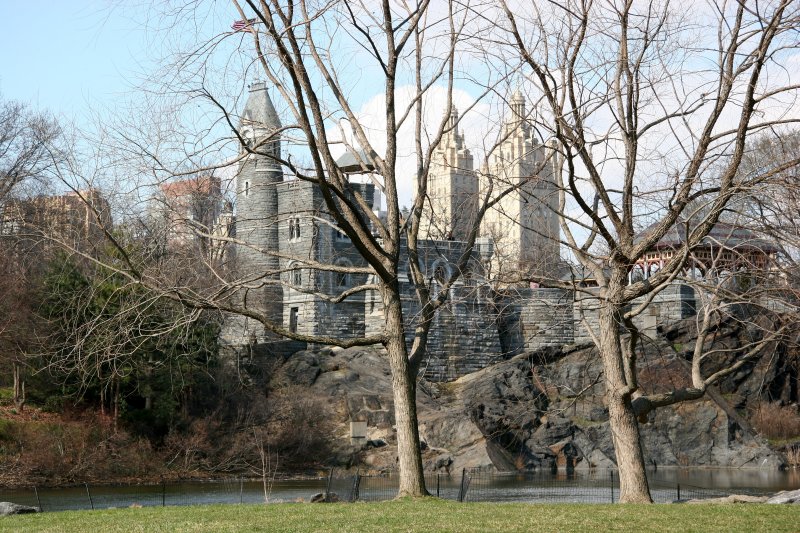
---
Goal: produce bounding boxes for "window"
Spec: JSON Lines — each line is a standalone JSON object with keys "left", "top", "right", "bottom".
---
{"left": 433, "top": 261, "right": 449, "bottom": 285}
{"left": 333, "top": 258, "right": 352, "bottom": 289}
{"left": 244, "top": 181, "right": 250, "bottom": 197}
{"left": 335, "top": 228, "right": 350, "bottom": 242}
{"left": 292, "top": 267, "right": 302, "bottom": 286}
{"left": 336, "top": 271, "right": 349, "bottom": 288}
{"left": 289, "top": 217, "right": 301, "bottom": 241}
{"left": 289, "top": 307, "right": 299, "bottom": 333}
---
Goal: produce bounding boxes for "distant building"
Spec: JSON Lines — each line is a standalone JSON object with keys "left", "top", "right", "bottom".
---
{"left": 414, "top": 94, "right": 561, "bottom": 284}
{"left": 153, "top": 175, "right": 229, "bottom": 261}
{"left": 479, "top": 91, "right": 561, "bottom": 284}
{"left": 0, "top": 189, "right": 112, "bottom": 260}
{"left": 415, "top": 106, "right": 477, "bottom": 242}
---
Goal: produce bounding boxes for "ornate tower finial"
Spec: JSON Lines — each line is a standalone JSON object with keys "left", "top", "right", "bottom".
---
{"left": 448, "top": 104, "right": 459, "bottom": 131}
{"left": 511, "top": 90, "right": 526, "bottom": 122}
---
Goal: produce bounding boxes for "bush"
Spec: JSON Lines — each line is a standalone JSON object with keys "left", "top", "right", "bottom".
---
{"left": 787, "top": 445, "right": 800, "bottom": 468}
{"left": 0, "top": 409, "right": 163, "bottom": 485}
{"left": 750, "top": 402, "right": 800, "bottom": 441}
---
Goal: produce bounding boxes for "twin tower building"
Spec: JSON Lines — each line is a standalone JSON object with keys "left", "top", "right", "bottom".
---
{"left": 223, "top": 82, "right": 562, "bottom": 379}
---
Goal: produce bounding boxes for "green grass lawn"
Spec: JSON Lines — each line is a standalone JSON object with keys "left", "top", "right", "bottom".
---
{"left": 2, "top": 498, "right": 799, "bottom": 533}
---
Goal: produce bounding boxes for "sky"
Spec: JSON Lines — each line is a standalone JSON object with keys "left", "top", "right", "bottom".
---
{"left": 0, "top": 1, "right": 495, "bottom": 207}
{"left": 0, "top": 2, "right": 155, "bottom": 121}
{"left": 3, "top": 1, "right": 798, "bottom": 224}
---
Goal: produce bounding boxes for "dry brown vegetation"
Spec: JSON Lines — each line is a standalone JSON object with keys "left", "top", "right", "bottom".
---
{"left": 787, "top": 445, "right": 800, "bottom": 468}
{"left": 0, "top": 405, "right": 160, "bottom": 486}
{"left": 0, "top": 383, "right": 337, "bottom": 487}
{"left": 750, "top": 402, "right": 800, "bottom": 441}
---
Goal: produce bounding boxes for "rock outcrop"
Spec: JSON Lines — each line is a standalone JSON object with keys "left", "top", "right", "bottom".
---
{"left": 270, "top": 323, "right": 786, "bottom": 472}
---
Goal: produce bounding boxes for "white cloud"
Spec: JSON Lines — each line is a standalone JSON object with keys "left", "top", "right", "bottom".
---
{"left": 326, "top": 84, "right": 495, "bottom": 207}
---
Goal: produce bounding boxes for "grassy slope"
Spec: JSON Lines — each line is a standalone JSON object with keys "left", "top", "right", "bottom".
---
{"left": 2, "top": 499, "right": 800, "bottom": 533}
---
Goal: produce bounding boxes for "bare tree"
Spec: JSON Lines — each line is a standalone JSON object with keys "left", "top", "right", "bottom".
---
{"left": 0, "top": 95, "right": 62, "bottom": 411}
{"left": 0, "top": 96, "right": 60, "bottom": 203}
{"left": 495, "top": 0, "right": 800, "bottom": 502}
{"left": 50, "top": 0, "right": 528, "bottom": 497}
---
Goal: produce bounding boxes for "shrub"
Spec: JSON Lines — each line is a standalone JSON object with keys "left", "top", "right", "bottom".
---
{"left": 750, "top": 402, "right": 800, "bottom": 441}
{"left": 787, "top": 445, "right": 800, "bottom": 468}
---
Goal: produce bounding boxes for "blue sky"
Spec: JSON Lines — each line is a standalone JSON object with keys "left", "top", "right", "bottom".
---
{"left": 0, "top": 2, "right": 157, "bottom": 121}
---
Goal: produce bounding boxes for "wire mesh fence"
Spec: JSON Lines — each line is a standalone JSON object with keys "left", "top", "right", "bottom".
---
{"left": 0, "top": 469, "right": 784, "bottom": 512}
{"left": 0, "top": 478, "right": 325, "bottom": 512}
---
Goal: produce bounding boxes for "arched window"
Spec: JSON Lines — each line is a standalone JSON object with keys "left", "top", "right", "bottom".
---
{"left": 431, "top": 259, "right": 451, "bottom": 286}
{"left": 287, "top": 262, "right": 302, "bottom": 286}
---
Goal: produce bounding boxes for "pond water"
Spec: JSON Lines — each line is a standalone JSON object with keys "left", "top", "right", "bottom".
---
{"left": 1, "top": 468, "right": 798, "bottom": 511}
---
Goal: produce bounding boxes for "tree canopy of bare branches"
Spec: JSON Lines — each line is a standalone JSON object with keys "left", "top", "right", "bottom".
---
{"left": 496, "top": 0, "right": 800, "bottom": 501}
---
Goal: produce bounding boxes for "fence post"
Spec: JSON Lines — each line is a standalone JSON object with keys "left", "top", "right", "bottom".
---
{"left": 458, "top": 468, "right": 471, "bottom": 503}
{"left": 325, "top": 467, "right": 334, "bottom": 503}
{"left": 162, "top": 479, "right": 166, "bottom": 507}
{"left": 34, "top": 486, "right": 42, "bottom": 512}
{"left": 351, "top": 471, "right": 361, "bottom": 503}
{"left": 677, "top": 483, "right": 680, "bottom": 502}
{"left": 85, "top": 483, "right": 94, "bottom": 510}
{"left": 610, "top": 471, "right": 614, "bottom": 504}
{"left": 436, "top": 473, "right": 440, "bottom": 498}
{"left": 240, "top": 476, "right": 244, "bottom": 504}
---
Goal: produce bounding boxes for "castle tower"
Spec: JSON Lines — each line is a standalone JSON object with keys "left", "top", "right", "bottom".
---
{"left": 234, "top": 82, "right": 284, "bottom": 339}
{"left": 481, "top": 92, "right": 560, "bottom": 284}
{"left": 417, "top": 106, "right": 476, "bottom": 241}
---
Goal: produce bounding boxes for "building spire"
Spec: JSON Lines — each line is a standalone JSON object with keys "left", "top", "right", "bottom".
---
{"left": 447, "top": 104, "right": 459, "bottom": 132}
{"left": 240, "top": 81, "right": 282, "bottom": 134}
{"left": 443, "top": 104, "right": 464, "bottom": 149}
{"left": 511, "top": 90, "right": 526, "bottom": 122}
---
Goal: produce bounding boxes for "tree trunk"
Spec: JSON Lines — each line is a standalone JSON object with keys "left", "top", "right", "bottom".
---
{"left": 383, "top": 285, "right": 428, "bottom": 497}
{"left": 113, "top": 377, "right": 120, "bottom": 433}
{"left": 12, "top": 362, "right": 25, "bottom": 412}
{"left": 598, "top": 293, "right": 652, "bottom": 503}
{"left": 99, "top": 365, "right": 106, "bottom": 416}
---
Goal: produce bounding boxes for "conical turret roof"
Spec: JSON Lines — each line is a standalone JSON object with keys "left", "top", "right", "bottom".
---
{"left": 240, "top": 81, "right": 281, "bottom": 132}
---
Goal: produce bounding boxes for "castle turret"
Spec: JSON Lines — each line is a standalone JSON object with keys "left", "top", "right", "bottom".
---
{"left": 235, "top": 82, "right": 284, "bottom": 339}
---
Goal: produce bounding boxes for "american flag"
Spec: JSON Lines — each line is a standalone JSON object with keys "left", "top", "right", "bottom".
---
{"left": 232, "top": 17, "right": 257, "bottom": 31}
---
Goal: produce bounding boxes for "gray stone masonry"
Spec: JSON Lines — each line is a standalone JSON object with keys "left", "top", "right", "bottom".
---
{"left": 276, "top": 179, "right": 374, "bottom": 339}
{"left": 364, "top": 239, "right": 503, "bottom": 381}
{"left": 498, "top": 288, "right": 575, "bottom": 355}
{"left": 630, "top": 283, "right": 697, "bottom": 337}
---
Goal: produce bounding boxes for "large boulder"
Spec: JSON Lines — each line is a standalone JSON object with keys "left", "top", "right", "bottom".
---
{"left": 276, "top": 350, "right": 321, "bottom": 387}
{"left": 0, "top": 502, "right": 39, "bottom": 516}
{"left": 767, "top": 489, "right": 800, "bottom": 504}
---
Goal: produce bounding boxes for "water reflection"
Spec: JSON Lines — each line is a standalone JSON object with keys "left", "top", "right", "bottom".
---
{"left": 0, "top": 468, "right": 797, "bottom": 511}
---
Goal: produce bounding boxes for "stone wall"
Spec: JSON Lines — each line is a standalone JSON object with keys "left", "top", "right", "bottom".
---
{"left": 499, "top": 288, "right": 575, "bottom": 355}
{"left": 414, "top": 296, "right": 503, "bottom": 382}
{"left": 364, "top": 239, "right": 504, "bottom": 382}
{"left": 573, "top": 289, "right": 603, "bottom": 345}
{"left": 630, "top": 282, "right": 696, "bottom": 337}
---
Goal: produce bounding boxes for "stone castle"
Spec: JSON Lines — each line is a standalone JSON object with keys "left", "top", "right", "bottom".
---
{"left": 219, "top": 83, "right": 703, "bottom": 381}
